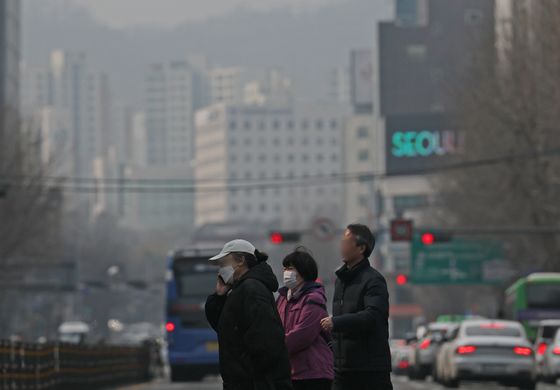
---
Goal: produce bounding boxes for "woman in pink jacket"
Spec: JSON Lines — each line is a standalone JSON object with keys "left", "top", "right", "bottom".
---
{"left": 277, "top": 248, "right": 334, "bottom": 390}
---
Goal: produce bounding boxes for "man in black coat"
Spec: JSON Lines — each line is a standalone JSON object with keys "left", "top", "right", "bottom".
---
{"left": 205, "top": 239, "right": 293, "bottom": 390}
{"left": 320, "top": 224, "right": 392, "bottom": 390}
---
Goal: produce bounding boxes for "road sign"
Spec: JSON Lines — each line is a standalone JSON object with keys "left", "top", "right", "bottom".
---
{"left": 312, "top": 217, "right": 338, "bottom": 242}
{"left": 411, "top": 235, "right": 505, "bottom": 284}
{"left": 390, "top": 219, "right": 413, "bottom": 241}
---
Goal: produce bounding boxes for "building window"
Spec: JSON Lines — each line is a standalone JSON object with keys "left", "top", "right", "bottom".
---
{"left": 273, "top": 138, "right": 280, "bottom": 146}
{"left": 331, "top": 154, "right": 338, "bottom": 162}
{"left": 393, "top": 194, "right": 430, "bottom": 212}
{"left": 273, "top": 120, "right": 281, "bottom": 130}
{"left": 245, "top": 154, "right": 252, "bottom": 162}
{"left": 260, "top": 204, "right": 267, "bottom": 212}
{"left": 229, "top": 121, "right": 237, "bottom": 130}
{"left": 358, "top": 150, "right": 369, "bottom": 161}
{"left": 231, "top": 205, "right": 238, "bottom": 212}
{"left": 287, "top": 120, "right": 295, "bottom": 130}
{"left": 302, "top": 137, "right": 309, "bottom": 146}
{"left": 230, "top": 155, "right": 238, "bottom": 162}
{"left": 317, "top": 154, "right": 324, "bottom": 162}
{"left": 406, "top": 44, "right": 427, "bottom": 62}
{"left": 259, "top": 121, "right": 266, "bottom": 130}
{"left": 357, "top": 126, "right": 369, "bottom": 138}
{"left": 302, "top": 120, "right": 309, "bottom": 130}
{"left": 316, "top": 120, "right": 324, "bottom": 130}
{"left": 287, "top": 138, "right": 294, "bottom": 146}
{"left": 316, "top": 138, "right": 324, "bottom": 146}
{"left": 465, "top": 9, "right": 484, "bottom": 25}
{"left": 359, "top": 195, "right": 369, "bottom": 207}
{"left": 259, "top": 155, "right": 266, "bottom": 162}
{"left": 245, "top": 204, "right": 252, "bottom": 212}
{"left": 288, "top": 154, "right": 294, "bottom": 162}
{"left": 330, "top": 119, "right": 338, "bottom": 129}
{"left": 244, "top": 121, "right": 252, "bottom": 130}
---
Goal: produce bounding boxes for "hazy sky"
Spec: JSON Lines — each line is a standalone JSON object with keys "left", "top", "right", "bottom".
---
{"left": 67, "top": 0, "right": 346, "bottom": 28}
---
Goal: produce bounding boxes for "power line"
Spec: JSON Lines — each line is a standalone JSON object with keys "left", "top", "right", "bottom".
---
{"left": 1, "top": 147, "right": 559, "bottom": 194}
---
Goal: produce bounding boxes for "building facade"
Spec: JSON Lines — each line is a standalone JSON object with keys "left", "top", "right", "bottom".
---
{"left": 195, "top": 103, "right": 348, "bottom": 229}
{"left": 0, "top": 0, "right": 20, "bottom": 148}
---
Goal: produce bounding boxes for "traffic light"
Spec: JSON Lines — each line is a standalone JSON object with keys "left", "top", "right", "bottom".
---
{"left": 269, "top": 231, "right": 301, "bottom": 245}
{"left": 396, "top": 274, "right": 408, "bottom": 286}
{"left": 419, "top": 231, "right": 453, "bottom": 246}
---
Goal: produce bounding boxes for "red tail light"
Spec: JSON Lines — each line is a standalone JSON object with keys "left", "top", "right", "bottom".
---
{"left": 398, "top": 360, "right": 410, "bottom": 369}
{"left": 419, "top": 339, "right": 431, "bottom": 350}
{"left": 552, "top": 347, "right": 560, "bottom": 355}
{"left": 456, "top": 345, "right": 477, "bottom": 354}
{"left": 513, "top": 347, "right": 533, "bottom": 356}
{"left": 166, "top": 322, "right": 175, "bottom": 332}
{"left": 537, "top": 343, "right": 548, "bottom": 356}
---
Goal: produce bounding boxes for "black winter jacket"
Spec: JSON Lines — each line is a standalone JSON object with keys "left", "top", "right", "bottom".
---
{"left": 331, "top": 258, "right": 391, "bottom": 373}
{"left": 205, "top": 262, "right": 293, "bottom": 390}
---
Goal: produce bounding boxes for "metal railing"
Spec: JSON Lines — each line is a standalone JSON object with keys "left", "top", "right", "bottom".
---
{"left": 0, "top": 340, "right": 152, "bottom": 389}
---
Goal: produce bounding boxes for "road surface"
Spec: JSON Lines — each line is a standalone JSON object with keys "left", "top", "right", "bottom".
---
{"left": 115, "top": 375, "right": 560, "bottom": 390}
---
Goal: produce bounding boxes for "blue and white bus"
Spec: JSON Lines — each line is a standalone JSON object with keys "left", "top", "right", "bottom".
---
{"left": 165, "top": 249, "right": 220, "bottom": 382}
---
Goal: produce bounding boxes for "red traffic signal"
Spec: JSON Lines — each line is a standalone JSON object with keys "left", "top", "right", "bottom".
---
{"left": 269, "top": 231, "right": 301, "bottom": 245}
{"left": 396, "top": 274, "right": 409, "bottom": 286}
{"left": 270, "top": 232, "right": 284, "bottom": 245}
{"left": 421, "top": 232, "right": 435, "bottom": 245}
{"left": 419, "top": 231, "right": 453, "bottom": 246}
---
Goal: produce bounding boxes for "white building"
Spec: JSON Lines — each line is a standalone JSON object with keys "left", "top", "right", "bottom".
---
{"left": 194, "top": 103, "right": 348, "bottom": 228}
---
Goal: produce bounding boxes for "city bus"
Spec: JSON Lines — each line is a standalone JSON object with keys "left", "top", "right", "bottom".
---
{"left": 504, "top": 273, "right": 560, "bottom": 340}
{"left": 165, "top": 249, "right": 220, "bottom": 382}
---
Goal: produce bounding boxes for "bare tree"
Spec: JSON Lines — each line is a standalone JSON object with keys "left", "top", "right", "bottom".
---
{"left": 433, "top": 0, "right": 560, "bottom": 272}
{"left": 0, "top": 110, "right": 63, "bottom": 265}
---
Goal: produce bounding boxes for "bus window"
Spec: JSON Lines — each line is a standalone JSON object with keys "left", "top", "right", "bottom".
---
{"left": 527, "top": 284, "right": 560, "bottom": 309}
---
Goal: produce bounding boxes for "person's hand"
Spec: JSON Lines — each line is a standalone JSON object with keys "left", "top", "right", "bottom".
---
{"left": 320, "top": 316, "right": 333, "bottom": 332}
{"left": 216, "top": 276, "right": 231, "bottom": 296}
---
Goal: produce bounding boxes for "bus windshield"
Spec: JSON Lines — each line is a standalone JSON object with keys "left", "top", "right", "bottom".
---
{"left": 527, "top": 283, "right": 560, "bottom": 310}
{"left": 177, "top": 272, "right": 217, "bottom": 297}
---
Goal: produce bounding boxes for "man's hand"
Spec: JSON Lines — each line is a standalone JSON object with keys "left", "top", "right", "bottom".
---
{"left": 320, "top": 316, "right": 333, "bottom": 332}
{"left": 216, "top": 276, "right": 231, "bottom": 296}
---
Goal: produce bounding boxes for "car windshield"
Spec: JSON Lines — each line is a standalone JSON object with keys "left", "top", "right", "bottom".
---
{"left": 465, "top": 325, "right": 522, "bottom": 337}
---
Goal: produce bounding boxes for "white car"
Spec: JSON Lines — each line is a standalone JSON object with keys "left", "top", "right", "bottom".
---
{"left": 539, "top": 328, "right": 560, "bottom": 384}
{"left": 436, "top": 319, "right": 535, "bottom": 389}
{"left": 534, "top": 320, "right": 560, "bottom": 380}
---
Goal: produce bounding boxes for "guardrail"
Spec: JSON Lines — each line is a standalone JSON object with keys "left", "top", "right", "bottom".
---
{"left": 0, "top": 340, "right": 153, "bottom": 389}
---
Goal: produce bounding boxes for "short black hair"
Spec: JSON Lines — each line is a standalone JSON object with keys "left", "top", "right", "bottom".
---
{"left": 282, "top": 247, "right": 318, "bottom": 282}
{"left": 346, "top": 224, "right": 375, "bottom": 258}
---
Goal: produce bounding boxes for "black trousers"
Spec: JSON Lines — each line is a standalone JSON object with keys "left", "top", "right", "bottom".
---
{"left": 333, "top": 371, "right": 393, "bottom": 390}
{"left": 292, "top": 378, "right": 332, "bottom": 390}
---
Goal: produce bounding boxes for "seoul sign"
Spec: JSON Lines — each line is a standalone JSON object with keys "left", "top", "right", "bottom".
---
{"left": 391, "top": 130, "right": 464, "bottom": 158}
{"left": 385, "top": 114, "right": 464, "bottom": 176}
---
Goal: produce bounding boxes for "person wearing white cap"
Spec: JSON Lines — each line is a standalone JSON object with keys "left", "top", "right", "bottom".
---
{"left": 205, "top": 239, "right": 293, "bottom": 390}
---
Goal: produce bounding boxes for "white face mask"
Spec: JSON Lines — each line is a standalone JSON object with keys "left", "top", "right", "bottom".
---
{"left": 219, "top": 265, "right": 235, "bottom": 285}
{"left": 283, "top": 270, "right": 298, "bottom": 290}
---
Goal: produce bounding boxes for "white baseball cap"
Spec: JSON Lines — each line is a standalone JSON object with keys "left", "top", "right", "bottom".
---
{"left": 209, "top": 239, "right": 256, "bottom": 262}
